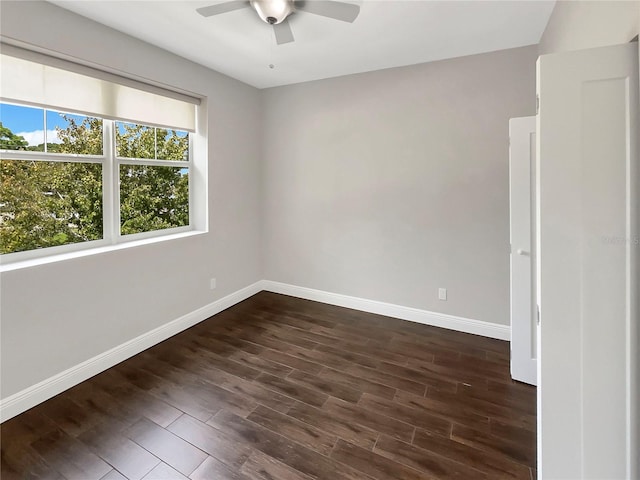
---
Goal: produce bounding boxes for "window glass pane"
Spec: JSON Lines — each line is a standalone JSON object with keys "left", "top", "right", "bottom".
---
{"left": 120, "top": 165, "right": 189, "bottom": 235}
{"left": 46, "top": 110, "right": 103, "bottom": 155}
{"left": 0, "top": 160, "right": 103, "bottom": 254}
{"left": 116, "top": 122, "right": 189, "bottom": 161}
{"left": 156, "top": 128, "right": 189, "bottom": 161}
{"left": 0, "top": 103, "right": 45, "bottom": 151}
{"left": 116, "top": 122, "right": 155, "bottom": 159}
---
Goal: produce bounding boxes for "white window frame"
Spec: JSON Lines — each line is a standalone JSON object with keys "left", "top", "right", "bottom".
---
{"left": 112, "top": 120, "right": 193, "bottom": 243}
{"left": 0, "top": 102, "right": 194, "bottom": 264}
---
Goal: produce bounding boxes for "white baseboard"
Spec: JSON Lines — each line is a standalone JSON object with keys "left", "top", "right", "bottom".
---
{"left": 0, "top": 281, "right": 263, "bottom": 423}
{"left": 261, "top": 280, "right": 510, "bottom": 341}
{"left": 1, "top": 279, "right": 509, "bottom": 422}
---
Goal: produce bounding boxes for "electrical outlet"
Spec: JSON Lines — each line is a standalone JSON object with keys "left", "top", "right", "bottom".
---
{"left": 210, "top": 278, "right": 217, "bottom": 290}
{"left": 438, "top": 288, "right": 447, "bottom": 301}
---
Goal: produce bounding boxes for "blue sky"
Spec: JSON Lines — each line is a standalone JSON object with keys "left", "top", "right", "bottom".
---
{"left": 0, "top": 102, "right": 85, "bottom": 145}
{"left": 1, "top": 102, "right": 188, "bottom": 149}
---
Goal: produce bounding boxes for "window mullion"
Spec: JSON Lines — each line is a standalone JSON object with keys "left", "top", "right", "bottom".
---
{"left": 102, "top": 119, "right": 117, "bottom": 244}
{"left": 43, "top": 109, "right": 47, "bottom": 153}
{"left": 188, "top": 131, "right": 193, "bottom": 229}
{"left": 113, "top": 125, "right": 121, "bottom": 243}
{"left": 115, "top": 158, "right": 189, "bottom": 168}
{"left": 0, "top": 151, "right": 104, "bottom": 163}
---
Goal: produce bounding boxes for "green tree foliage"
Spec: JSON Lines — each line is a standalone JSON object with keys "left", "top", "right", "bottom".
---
{"left": 0, "top": 122, "right": 28, "bottom": 150}
{"left": 58, "top": 116, "right": 103, "bottom": 155}
{"left": 117, "top": 123, "right": 189, "bottom": 235}
{"left": 0, "top": 115, "right": 189, "bottom": 254}
{"left": 0, "top": 160, "right": 102, "bottom": 253}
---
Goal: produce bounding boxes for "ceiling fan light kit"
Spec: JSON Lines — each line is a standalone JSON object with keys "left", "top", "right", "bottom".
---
{"left": 250, "top": 0, "right": 293, "bottom": 24}
{"left": 196, "top": 0, "right": 360, "bottom": 45}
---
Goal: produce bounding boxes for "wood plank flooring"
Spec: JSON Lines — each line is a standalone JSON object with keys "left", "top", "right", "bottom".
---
{"left": 1, "top": 292, "right": 536, "bottom": 479}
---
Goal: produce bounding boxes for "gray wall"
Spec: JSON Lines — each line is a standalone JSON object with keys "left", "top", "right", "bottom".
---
{"left": 539, "top": 0, "right": 639, "bottom": 55}
{"left": 262, "top": 45, "right": 538, "bottom": 326}
{"left": 0, "top": 1, "right": 263, "bottom": 398}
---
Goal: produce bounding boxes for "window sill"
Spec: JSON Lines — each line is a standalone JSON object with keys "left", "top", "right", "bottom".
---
{"left": 0, "top": 229, "right": 206, "bottom": 273}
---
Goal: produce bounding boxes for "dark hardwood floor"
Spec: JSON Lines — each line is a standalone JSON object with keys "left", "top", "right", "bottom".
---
{"left": 1, "top": 292, "right": 536, "bottom": 479}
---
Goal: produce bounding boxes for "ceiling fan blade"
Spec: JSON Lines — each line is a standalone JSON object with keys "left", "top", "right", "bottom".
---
{"left": 196, "top": 1, "right": 249, "bottom": 17}
{"left": 297, "top": 1, "right": 360, "bottom": 23}
{"left": 273, "top": 18, "right": 295, "bottom": 45}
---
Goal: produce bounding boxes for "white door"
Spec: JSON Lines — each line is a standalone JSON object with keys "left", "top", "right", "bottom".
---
{"left": 537, "top": 42, "right": 639, "bottom": 479}
{"left": 509, "top": 116, "right": 537, "bottom": 386}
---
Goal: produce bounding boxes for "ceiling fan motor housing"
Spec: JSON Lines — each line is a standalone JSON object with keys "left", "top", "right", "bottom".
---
{"left": 196, "top": 0, "right": 361, "bottom": 46}
{"left": 250, "top": 0, "right": 294, "bottom": 25}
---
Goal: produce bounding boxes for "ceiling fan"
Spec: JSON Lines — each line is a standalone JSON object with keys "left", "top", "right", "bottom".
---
{"left": 196, "top": 0, "right": 360, "bottom": 45}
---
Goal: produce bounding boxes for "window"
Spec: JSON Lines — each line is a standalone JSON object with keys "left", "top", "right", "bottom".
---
{"left": 116, "top": 122, "right": 190, "bottom": 235}
{"left": 1, "top": 105, "right": 105, "bottom": 254}
{"left": 0, "top": 47, "right": 201, "bottom": 262}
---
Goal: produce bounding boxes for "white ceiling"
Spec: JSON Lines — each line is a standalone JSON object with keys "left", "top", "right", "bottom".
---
{"left": 50, "top": 0, "right": 555, "bottom": 89}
